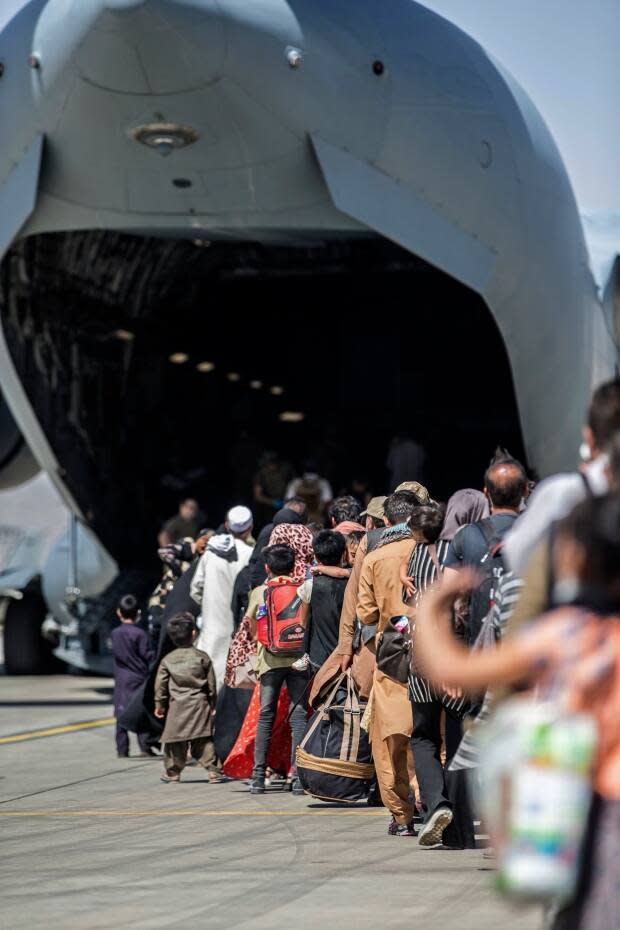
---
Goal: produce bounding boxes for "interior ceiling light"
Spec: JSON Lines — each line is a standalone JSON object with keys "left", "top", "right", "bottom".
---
{"left": 169, "top": 352, "right": 189, "bottom": 364}
{"left": 196, "top": 361, "right": 215, "bottom": 373}
{"left": 250, "top": 380, "right": 263, "bottom": 390}
{"left": 113, "top": 328, "right": 134, "bottom": 342}
{"left": 130, "top": 122, "right": 199, "bottom": 157}
{"left": 227, "top": 372, "right": 241, "bottom": 382}
{"left": 270, "top": 385, "right": 284, "bottom": 396}
{"left": 279, "top": 411, "right": 305, "bottom": 423}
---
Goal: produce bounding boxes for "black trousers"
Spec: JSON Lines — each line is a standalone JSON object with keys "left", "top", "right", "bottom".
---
{"left": 115, "top": 720, "right": 150, "bottom": 757}
{"left": 253, "top": 667, "right": 309, "bottom": 778}
{"left": 411, "top": 699, "right": 476, "bottom": 848}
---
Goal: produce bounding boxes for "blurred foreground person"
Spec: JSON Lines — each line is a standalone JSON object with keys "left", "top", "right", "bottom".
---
{"left": 111, "top": 595, "right": 154, "bottom": 758}
{"left": 505, "top": 378, "right": 620, "bottom": 575}
{"left": 417, "top": 493, "right": 620, "bottom": 930}
{"left": 155, "top": 613, "right": 221, "bottom": 784}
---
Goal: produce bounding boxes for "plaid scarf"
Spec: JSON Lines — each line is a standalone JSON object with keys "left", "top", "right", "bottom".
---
{"left": 375, "top": 522, "right": 412, "bottom": 550}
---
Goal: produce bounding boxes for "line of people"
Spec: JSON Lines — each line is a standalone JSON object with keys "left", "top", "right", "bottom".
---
{"left": 112, "top": 378, "right": 620, "bottom": 929}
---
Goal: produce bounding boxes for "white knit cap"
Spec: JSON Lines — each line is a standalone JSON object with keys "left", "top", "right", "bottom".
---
{"left": 227, "top": 505, "right": 253, "bottom": 534}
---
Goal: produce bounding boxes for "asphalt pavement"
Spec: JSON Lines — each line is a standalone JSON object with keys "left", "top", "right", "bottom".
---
{"left": 0, "top": 673, "right": 542, "bottom": 930}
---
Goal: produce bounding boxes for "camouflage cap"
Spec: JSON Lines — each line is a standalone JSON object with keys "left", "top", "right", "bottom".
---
{"left": 394, "top": 481, "right": 431, "bottom": 504}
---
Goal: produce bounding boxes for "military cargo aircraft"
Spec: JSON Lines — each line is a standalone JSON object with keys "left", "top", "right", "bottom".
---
{"left": 0, "top": 0, "right": 617, "bottom": 673}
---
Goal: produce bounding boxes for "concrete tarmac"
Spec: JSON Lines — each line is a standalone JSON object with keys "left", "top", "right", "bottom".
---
{"left": 0, "top": 675, "right": 541, "bottom": 930}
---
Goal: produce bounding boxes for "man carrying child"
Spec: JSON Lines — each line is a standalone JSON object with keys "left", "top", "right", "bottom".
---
{"left": 154, "top": 612, "right": 222, "bottom": 783}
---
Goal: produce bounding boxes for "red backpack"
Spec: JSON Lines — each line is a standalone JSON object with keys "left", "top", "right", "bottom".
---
{"left": 257, "top": 577, "right": 306, "bottom": 656}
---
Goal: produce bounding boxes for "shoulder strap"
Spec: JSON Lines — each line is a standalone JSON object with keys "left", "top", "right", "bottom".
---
{"left": 579, "top": 471, "right": 594, "bottom": 497}
{"left": 476, "top": 518, "right": 504, "bottom": 555}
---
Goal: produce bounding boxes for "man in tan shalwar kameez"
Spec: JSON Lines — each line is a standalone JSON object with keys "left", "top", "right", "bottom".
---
{"left": 356, "top": 492, "right": 419, "bottom": 834}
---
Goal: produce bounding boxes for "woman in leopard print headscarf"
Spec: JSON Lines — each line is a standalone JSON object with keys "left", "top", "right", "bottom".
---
{"left": 267, "top": 522, "right": 314, "bottom": 582}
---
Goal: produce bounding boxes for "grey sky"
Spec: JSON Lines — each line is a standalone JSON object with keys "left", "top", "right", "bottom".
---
{"left": 421, "top": 0, "right": 619, "bottom": 213}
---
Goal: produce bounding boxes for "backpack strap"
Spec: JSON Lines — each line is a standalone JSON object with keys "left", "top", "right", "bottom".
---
{"left": 476, "top": 518, "right": 505, "bottom": 559}
{"left": 579, "top": 471, "right": 594, "bottom": 497}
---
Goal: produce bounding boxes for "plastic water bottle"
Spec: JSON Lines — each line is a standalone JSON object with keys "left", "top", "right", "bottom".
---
{"left": 479, "top": 701, "right": 597, "bottom": 904}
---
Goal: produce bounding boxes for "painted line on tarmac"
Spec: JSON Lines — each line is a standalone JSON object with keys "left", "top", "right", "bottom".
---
{"left": 0, "top": 809, "right": 387, "bottom": 818}
{"left": 0, "top": 717, "right": 114, "bottom": 745}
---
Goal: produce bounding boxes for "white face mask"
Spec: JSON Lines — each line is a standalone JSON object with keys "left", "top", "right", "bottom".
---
{"left": 552, "top": 576, "right": 580, "bottom": 605}
{"left": 579, "top": 441, "right": 592, "bottom": 463}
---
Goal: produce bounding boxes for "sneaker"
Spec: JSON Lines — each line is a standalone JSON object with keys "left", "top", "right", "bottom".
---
{"left": 292, "top": 653, "right": 310, "bottom": 671}
{"left": 387, "top": 818, "right": 417, "bottom": 837}
{"left": 418, "top": 807, "right": 453, "bottom": 847}
{"left": 160, "top": 774, "right": 181, "bottom": 783}
{"left": 482, "top": 846, "right": 496, "bottom": 860}
{"left": 291, "top": 777, "right": 305, "bottom": 797}
{"left": 250, "top": 777, "right": 266, "bottom": 794}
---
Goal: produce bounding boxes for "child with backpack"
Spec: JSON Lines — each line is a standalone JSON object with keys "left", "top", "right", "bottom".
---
{"left": 246, "top": 544, "right": 312, "bottom": 796}
{"left": 154, "top": 612, "right": 222, "bottom": 783}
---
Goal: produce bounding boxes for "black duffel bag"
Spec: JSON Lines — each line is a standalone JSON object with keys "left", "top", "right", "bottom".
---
{"left": 296, "top": 670, "right": 374, "bottom": 803}
{"left": 375, "top": 616, "right": 412, "bottom": 683}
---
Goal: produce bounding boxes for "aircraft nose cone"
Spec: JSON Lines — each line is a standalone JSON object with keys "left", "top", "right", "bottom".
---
{"left": 34, "top": 0, "right": 226, "bottom": 95}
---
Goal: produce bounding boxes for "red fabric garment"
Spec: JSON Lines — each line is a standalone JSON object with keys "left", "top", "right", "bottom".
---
{"left": 223, "top": 684, "right": 292, "bottom": 779}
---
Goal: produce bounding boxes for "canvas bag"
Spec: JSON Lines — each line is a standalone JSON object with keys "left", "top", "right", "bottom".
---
{"left": 296, "top": 670, "right": 374, "bottom": 803}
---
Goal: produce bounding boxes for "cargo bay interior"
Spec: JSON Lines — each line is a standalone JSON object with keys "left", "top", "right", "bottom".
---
{"left": 0, "top": 231, "right": 526, "bottom": 569}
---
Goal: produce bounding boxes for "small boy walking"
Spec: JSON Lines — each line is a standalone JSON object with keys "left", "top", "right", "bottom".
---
{"left": 111, "top": 594, "right": 154, "bottom": 758}
{"left": 154, "top": 611, "right": 222, "bottom": 783}
{"left": 246, "top": 544, "right": 311, "bottom": 796}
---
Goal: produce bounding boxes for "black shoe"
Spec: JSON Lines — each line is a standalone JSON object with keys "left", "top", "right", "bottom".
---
{"left": 250, "top": 777, "right": 266, "bottom": 794}
{"left": 366, "top": 785, "right": 384, "bottom": 808}
{"left": 117, "top": 752, "right": 129, "bottom": 758}
{"left": 291, "top": 777, "right": 305, "bottom": 797}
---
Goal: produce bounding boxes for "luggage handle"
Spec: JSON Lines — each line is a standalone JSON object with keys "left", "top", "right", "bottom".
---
{"left": 340, "top": 672, "right": 362, "bottom": 763}
{"left": 298, "top": 670, "right": 348, "bottom": 751}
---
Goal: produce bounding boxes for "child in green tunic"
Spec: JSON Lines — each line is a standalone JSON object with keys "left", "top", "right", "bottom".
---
{"left": 154, "top": 612, "right": 222, "bottom": 783}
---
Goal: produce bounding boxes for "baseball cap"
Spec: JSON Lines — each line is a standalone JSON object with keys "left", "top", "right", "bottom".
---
{"left": 394, "top": 481, "right": 431, "bottom": 504}
{"left": 360, "top": 496, "right": 387, "bottom": 520}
